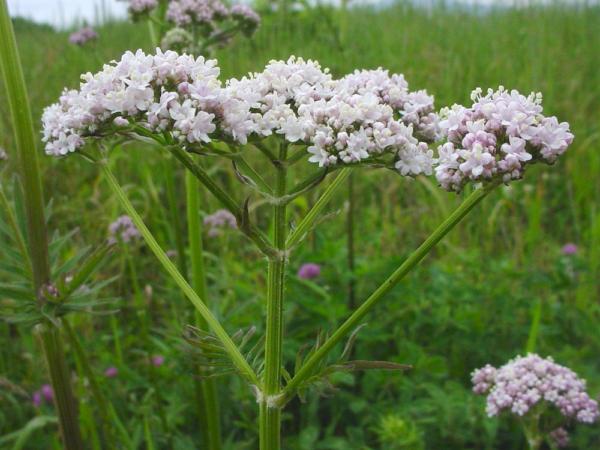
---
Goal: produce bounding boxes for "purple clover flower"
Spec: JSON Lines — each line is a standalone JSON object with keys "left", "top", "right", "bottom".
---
{"left": 40, "top": 384, "right": 54, "bottom": 403}
{"left": 472, "top": 354, "right": 599, "bottom": 423}
{"left": 32, "top": 391, "right": 42, "bottom": 408}
{"left": 104, "top": 367, "right": 118, "bottom": 378}
{"left": 561, "top": 243, "right": 578, "bottom": 255}
{"left": 297, "top": 263, "right": 321, "bottom": 280}
{"left": 68, "top": 27, "right": 98, "bottom": 46}
{"left": 152, "top": 355, "right": 165, "bottom": 367}
{"left": 32, "top": 384, "right": 54, "bottom": 407}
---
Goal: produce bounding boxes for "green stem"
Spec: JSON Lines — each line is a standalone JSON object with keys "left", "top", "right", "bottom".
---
{"left": 186, "top": 171, "right": 222, "bottom": 450}
{"left": 347, "top": 173, "right": 356, "bottom": 311}
{"left": 282, "top": 183, "right": 498, "bottom": 400}
{"left": 526, "top": 298, "right": 542, "bottom": 353}
{"left": 260, "top": 144, "right": 288, "bottom": 450}
{"left": 286, "top": 168, "right": 351, "bottom": 249}
{"left": 36, "top": 323, "right": 84, "bottom": 449}
{"left": 0, "top": 2, "right": 83, "bottom": 447}
{"left": 101, "top": 162, "right": 259, "bottom": 386}
{"left": 164, "top": 160, "right": 189, "bottom": 276}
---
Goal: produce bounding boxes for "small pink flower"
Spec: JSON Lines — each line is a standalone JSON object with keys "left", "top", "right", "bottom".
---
{"left": 32, "top": 391, "right": 42, "bottom": 408}
{"left": 104, "top": 367, "right": 118, "bottom": 378}
{"left": 561, "top": 243, "right": 578, "bottom": 255}
{"left": 152, "top": 355, "right": 165, "bottom": 367}
{"left": 297, "top": 263, "right": 321, "bottom": 280}
{"left": 41, "top": 384, "right": 53, "bottom": 403}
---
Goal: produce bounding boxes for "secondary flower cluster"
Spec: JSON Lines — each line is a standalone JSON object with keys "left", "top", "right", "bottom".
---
{"left": 41, "top": 49, "right": 434, "bottom": 177}
{"left": 436, "top": 87, "right": 574, "bottom": 192}
{"left": 68, "top": 27, "right": 98, "bottom": 46}
{"left": 108, "top": 215, "right": 141, "bottom": 244}
{"left": 472, "top": 354, "right": 599, "bottom": 423}
{"left": 203, "top": 209, "right": 237, "bottom": 237}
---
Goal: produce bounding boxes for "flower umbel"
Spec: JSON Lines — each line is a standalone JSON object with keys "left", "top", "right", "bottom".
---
{"left": 472, "top": 354, "right": 598, "bottom": 422}
{"left": 435, "top": 87, "right": 574, "bottom": 192}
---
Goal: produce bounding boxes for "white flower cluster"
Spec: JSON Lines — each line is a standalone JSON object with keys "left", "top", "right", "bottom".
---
{"left": 42, "top": 49, "right": 222, "bottom": 155}
{"left": 42, "top": 49, "right": 434, "bottom": 177}
{"left": 436, "top": 87, "right": 574, "bottom": 192}
{"left": 337, "top": 69, "right": 439, "bottom": 142}
{"left": 472, "top": 354, "right": 599, "bottom": 423}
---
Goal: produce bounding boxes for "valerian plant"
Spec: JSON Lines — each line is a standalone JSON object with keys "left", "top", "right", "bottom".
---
{"left": 39, "top": 45, "right": 574, "bottom": 450}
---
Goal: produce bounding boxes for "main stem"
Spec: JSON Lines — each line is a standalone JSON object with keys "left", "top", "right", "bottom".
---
{"left": 260, "top": 144, "right": 288, "bottom": 450}
{"left": 0, "top": 2, "right": 83, "bottom": 447}
{"left": 186, "top": 171, "right": 222, "bottom": 450}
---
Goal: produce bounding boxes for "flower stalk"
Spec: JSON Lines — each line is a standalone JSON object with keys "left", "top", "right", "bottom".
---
{"left": 186, "top": 170, "right": 222, "bottom": 450}
{"left": 0, "top": 1, "right": 83, "bottom": 447}
{"left": 260, "top": 143, "right": 289, "bottom": 450}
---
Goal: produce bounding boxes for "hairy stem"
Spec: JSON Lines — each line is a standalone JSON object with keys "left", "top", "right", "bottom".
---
{"left": 260, "top": 144, "right": 288, "bottom": 450}
{"left": 101, "top": 161, "right": 259, "bottom": 386}
{"left": 0, "top": 2, "right": 83, "bottom": 447}
{"left": 282, "top": 183, "right": 498, "bottom": 400}
{"left": 186, "top": 171, "right": 222, "bottom": 450}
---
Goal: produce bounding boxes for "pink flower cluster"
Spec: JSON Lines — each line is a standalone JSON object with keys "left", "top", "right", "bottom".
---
{"left": 203, "top": 209, "right": 237, "bottom": 237}
{"left": 68, "top": 27, "right": 98, "bottom": 46}
{"left": 41, "top": 49, "right": 434, "bottom": 177}
{"left": 436, "top": 87, "right": 574, "bottom": 192}
{"left": 125, "top": 0, "right": 158, "bottom": 18}
{"left": 108, "top": 215, "right": 141, "bottom": 244}
{"left": 472, "top": 354, "right": 598, "bottom": 423}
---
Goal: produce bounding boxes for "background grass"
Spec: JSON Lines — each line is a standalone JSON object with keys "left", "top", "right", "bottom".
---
{"left": 1, "top": 1, "right": 599, "bottom": 448}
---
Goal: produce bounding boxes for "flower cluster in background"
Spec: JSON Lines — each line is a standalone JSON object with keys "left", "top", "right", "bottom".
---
{"left": 0, "top": 147, "right": 7, "bottom": 161}
{"left": 472, "top": 353, "right": 599, "bottom": 427}
{"left": 203, "top": 209, "right": 237, "bottom": 237}
{"left": 297, "top": 263, "right": 321, "bottom": 280}
{"left": 125, "top": 0, "right": 158, "bottom": 19}
{"left": 68, "top": 27, "right": 98, "bottom": 46}
{"left": 32, "top": 384, "right": 53, "bottom": 408}
{"left": 435, "top": 87, "right": 574, "bottom": 192}
{"left": 108, "top": 215, "right": 141, "bottom": 244}
{"left": 41, "top": 50, "right": 435, "bottom": 177}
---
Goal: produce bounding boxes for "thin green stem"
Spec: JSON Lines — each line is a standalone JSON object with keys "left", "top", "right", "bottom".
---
{"left": 63, "top": 320, "right": 133, "bottom": 449}
{"left": 282, "top": 183, "right": 498, "bottom": 400}
{"left": 260, "top": 144, "right": 288, "bottom": 450}
{"left": 101, "top": 162, "right": 259, "bottom": 386}
{"left": 164, "top": 160, "right": 189, "bottom": 276}
{"left": 286, "top": 168, "right": 351, "bottom": 249}
{"left": 0, "top": 2, "right": 83, "bottom": 447}
{"left": 186, "top": 171, "right": 222, "bottom": 450}
{"left": 526, "top": 298, "right": 542, "bottom": 353}
{"left": 347, "top": 173, "right": 356, "bottom": 310}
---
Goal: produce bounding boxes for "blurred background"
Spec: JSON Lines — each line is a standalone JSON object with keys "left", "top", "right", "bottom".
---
{"left": 1, "top": 0, "right": 599, "bottom": 448}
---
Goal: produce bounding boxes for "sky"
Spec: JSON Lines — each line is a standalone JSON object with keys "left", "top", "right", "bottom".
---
{"left": 7, "top": 0, "right": 128, "bottom": 27}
